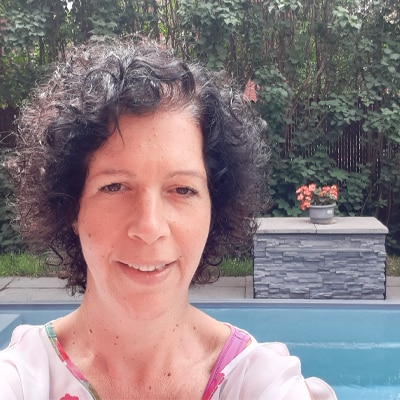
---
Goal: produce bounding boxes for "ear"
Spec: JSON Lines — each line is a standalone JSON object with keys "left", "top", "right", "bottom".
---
{"left": 72, "top": 220, "right": 79, "bottom": 235}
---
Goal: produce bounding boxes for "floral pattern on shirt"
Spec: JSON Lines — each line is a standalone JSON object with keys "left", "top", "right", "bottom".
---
{"left": 45, "top": 323, "right": 99, "bottom": 400}
{"left": 60, "top": 394, "right": 79, "bottom": 400}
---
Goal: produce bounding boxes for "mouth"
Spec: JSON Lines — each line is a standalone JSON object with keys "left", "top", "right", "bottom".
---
{"left": 125, "top": 263, "right": 170, "bottom": 272}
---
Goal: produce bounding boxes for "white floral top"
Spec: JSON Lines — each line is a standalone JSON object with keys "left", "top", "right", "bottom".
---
{"left": 0, "top": 324, "right": 337, "bottom": 399}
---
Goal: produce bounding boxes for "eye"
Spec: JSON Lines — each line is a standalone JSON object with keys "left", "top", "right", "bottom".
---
{"left": 99, "top": 183, "right": 122, "bottom": 193}
{"left": 175, "top": 186, "right": 197, "bottom": 196}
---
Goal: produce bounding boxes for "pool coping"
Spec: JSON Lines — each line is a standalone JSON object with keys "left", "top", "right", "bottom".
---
{"left": 1, "top": 299, "right": 400, "bottom": 311}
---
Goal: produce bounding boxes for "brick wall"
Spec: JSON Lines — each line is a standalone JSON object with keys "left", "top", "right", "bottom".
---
{"left": 253, "top": 217, "right": 388, "bottom": 300}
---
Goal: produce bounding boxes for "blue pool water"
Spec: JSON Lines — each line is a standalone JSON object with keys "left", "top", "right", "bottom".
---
{"left": 0, "top": 301, "right": 399, "bottom": 399}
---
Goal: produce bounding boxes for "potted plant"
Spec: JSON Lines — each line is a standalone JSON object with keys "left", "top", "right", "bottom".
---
{"left": 296, "top": 183, "right": 338, "bottom": 224}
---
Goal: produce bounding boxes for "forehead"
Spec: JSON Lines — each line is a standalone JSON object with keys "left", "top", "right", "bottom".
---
{"left": 89, "top": 111, "right": 205, "bottom": 168}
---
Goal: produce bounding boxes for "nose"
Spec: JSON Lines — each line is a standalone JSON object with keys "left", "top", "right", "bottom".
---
{"left": 127, "top": 191, "right": 171, "bottom": 244}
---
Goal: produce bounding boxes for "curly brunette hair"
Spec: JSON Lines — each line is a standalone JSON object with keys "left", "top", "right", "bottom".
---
{"left": 8, "top": 38, "right": 268, "bottom": 294}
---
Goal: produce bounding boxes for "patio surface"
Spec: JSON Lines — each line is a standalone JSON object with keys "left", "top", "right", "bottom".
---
{"left": 0, "top": 275, "right": 398, "bottom": 302}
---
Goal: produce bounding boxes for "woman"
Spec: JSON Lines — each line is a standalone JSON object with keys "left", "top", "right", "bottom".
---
{"left": 0, "top": 39, "right": 337, "bottom": 399}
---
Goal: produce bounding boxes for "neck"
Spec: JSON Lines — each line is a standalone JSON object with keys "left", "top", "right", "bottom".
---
{"left": 52, "top": 287, "right": 229, "bottom": 398}
{"left": 77, "top": 289, "right": 195, "bottom": 356}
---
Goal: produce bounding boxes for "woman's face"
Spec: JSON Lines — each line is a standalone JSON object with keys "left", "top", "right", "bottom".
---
{"left": 74, "top": 112, "right": 211, "bottom": 312}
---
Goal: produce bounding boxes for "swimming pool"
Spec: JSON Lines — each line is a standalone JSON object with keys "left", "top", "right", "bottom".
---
{"left": 1, "top": 300, "right": 399, "bottom": 399}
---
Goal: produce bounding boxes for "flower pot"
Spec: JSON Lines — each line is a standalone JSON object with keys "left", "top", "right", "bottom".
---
{"left": 308, "top": 203, "right": 336, "bottom": 224}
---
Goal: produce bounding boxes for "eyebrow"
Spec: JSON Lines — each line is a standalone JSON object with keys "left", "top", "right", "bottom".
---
{"left": 165, "top": 170, "right": 207, "bottom": 181}
{"left": 88, "top": 169, "right": 207, "bottom": 182}
{"left": 86, "top": 169, "right": 135, "bottom": 182}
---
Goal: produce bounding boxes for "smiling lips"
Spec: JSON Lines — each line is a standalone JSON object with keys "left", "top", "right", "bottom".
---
{"left": 126, "top": 263, "right": 169, "bottom": 272}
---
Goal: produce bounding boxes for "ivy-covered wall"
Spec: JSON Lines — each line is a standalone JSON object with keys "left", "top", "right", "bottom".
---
{"left": 1, "top": 0, "right": 399, "bottom": 253}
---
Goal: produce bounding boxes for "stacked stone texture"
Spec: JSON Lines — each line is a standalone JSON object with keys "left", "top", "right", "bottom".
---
{"left": 253, "top": 218, "right": 387, "bottom": 300}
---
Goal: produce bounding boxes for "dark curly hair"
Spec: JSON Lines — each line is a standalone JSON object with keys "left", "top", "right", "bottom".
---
{"left": 8, "top": 38, "right": 268, "bottom": 294}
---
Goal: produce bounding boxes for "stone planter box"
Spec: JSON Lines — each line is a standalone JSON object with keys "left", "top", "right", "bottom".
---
{"left": 253, "top": 217, "right": 388, "bottom": 300}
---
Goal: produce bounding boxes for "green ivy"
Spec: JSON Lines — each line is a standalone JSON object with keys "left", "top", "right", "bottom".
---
{"left": 0, "top": 151, "right": 26, "bottom": 253}
{"left": 178, "top": 0, "right": 246, "bottom": 70}
{"left": 0, "top": 0, "right": 400, "bottom": 254}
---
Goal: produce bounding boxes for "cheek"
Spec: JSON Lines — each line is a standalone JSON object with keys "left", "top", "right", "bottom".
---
{"left": 78, "top": 231, "right": 110, "bottom": 273}
{"left": 77, "top": 207, "right": 107, "bottom": 237}
{"left": 76, "top": 214, "right": 107, "bottom": 254}
{"left": 79, "top": 226, "right": 105, "bottom": 248}
{"left": 185, "top": 215, "right": 211, "bottom": 252}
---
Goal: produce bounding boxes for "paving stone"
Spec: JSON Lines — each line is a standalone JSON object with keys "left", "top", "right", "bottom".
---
{"left": 8, "top": 277, "right": 66, "bottom": 289}
{"left": 0, "top": 275, "right": 399, "bottom": 302}
{"left": 0, "top": 277, "right": 14, "bottom": 291}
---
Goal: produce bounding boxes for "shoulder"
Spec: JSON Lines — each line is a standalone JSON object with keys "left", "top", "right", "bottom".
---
{"left": 0, "top": 323, "right": 95, "bottom": 400}
{"left": 216, "top": 340, "right": 337, "bottom": 400}
{"left": 1, "top": 324, "right": 44, "bottom": 349}
{"left": 0, "top": 324, "right": 50, "bottom": 399}
{"left": 0, "top": 324, "right": 49, "bottom": 368}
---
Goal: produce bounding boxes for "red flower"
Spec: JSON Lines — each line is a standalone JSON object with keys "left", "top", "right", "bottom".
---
{"left": 296, "top": 183, "right": 338, "bottom": 210}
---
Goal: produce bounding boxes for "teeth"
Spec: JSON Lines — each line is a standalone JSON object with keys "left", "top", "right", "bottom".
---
{"left": 127, "top": 264, "right": 166, "bottom": 272}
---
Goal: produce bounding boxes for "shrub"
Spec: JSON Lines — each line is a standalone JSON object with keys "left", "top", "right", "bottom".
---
{"left": 0, "top": 150, "right": 26, "bottom": 253}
